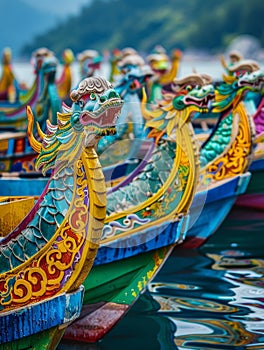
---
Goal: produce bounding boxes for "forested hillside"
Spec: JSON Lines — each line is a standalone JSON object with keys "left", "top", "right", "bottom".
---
{"left": 21, "top": 0, "right": 264, "bottom": 57}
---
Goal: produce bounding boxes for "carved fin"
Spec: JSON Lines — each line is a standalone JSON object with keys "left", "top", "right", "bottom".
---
{"left": 26, "top": 106, "right": 42, "bottom": 154}
{"left": 222, "top": 74, "right": 236, "bottom": 84}
{"left": 141, "top": 87, "right": 163, "bottom": 121}
{"left": 36, "top": 121, "right": 46, "bottom": 140}
{"left": 220, "top": 54, "right": 228, "bottom": 69}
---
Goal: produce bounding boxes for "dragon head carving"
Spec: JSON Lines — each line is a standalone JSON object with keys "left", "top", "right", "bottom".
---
{"left": 27, "top": 76, "right": 123, "bottom": 174}
{"left": 77, "top": 49, "right": 102, "bottom": 78}
{"left": 212, "top": 67, "right": 264, "bottom": 113}
{"left": 143, "top": 73, "right": 215, "bottom": 138}
{"left": 31, "top": 47, "right": 56, "bottom": 74}
{"left": 116, "top": 54, "right": 154, "bottom": 96}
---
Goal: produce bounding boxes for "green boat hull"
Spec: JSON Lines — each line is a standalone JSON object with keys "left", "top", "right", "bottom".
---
{"left": 1, "top": 326, "right": 64, "bottom": 350}
{"left": 63, "top": 246, "right": 172, "bottom": 343}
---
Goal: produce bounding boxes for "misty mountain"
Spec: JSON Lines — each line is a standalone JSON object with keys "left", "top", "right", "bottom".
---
{"left": 3, "top": 0, "right": 264, "bottom": 60}
{"left": 20, "top": 0, "right": 264, "bottom": 59}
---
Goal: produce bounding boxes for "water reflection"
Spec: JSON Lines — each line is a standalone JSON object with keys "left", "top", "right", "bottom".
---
{"left": 149, "top": 207, "right": 264, "bottom": 349}
{"left": 59, "top": 207, "right": 264, "bottom": 349}
{"left": 58, "top": 291, "right": 178, "bottom": 350}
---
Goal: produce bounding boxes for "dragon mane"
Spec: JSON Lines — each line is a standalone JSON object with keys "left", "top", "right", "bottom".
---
{"left": 27, "top": 106, "right": 85, "bottom": 175}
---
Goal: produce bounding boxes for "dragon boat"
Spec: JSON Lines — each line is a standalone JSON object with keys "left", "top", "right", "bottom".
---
{"left": 0, "top": 76, "right": 124, "bottom": 348}
{"left": 230, "top": 63, "right": 264, "bottom": 209}
{"left": 0, "top": 47, "right": 60, "bottom": 132}
{"left": 56, "top": 49, "right": 75, "bottom": 104}
{"left": 97, "top": 52, "right": 154, "bottom": 168}
{"left": 141, "top": 71, "right": 258, "bottom": 248}
{"left": 7, "top": 72, "right": 205, "bottom": 343}
{"left": 184, "top": 69, "right": 262, "bottom": 247}
{"left": 0, "top": 48, "right": 62, "bottom": 173}
{"left": 77, "top": 49, "right": 102, "bottom": 80}
{"left": 146, "top": 45, "right": 182, "bottom": 104}
{"left": 0, "top": 47, "right": 21, "bottom": 103}
{"left": 0, "top": 54, "right": 153, "bottom": 187}
{"left": 195, "top": 60, "right": 264, "bottom": 210}
{"left": 108, "top": 47, "right": 140, "bottom": 83}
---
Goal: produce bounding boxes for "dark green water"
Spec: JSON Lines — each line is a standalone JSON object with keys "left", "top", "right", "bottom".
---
{"left": 58, "top": 206, "right": 264, "bottom": 349}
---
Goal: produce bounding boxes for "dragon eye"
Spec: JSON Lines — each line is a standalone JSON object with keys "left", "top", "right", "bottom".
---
{"left": 186, "top": 85, "right": 192, "bottom": 91}
{"left": 90, "top": 93, "right": 96, "bottom": 100}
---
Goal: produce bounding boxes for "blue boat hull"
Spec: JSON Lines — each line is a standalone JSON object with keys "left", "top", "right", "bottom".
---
{"left": 0, "top": 286, "right": 84, "bottom": 346}
{"left": 182, "top": 173, "right": 251, "bottom": 248}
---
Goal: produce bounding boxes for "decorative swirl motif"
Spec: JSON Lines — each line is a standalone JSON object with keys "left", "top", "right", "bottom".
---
{"left": 102, "top": 214, "right": 150, "bottom": 239}
{"left": 202, "top": 102, "right": 253, "bottom": 182}
{"left": 0, "top": 227, "right": 84, "bottom": 309}
{"left": 70, "top": 76, "right": 113, "bottom": 101}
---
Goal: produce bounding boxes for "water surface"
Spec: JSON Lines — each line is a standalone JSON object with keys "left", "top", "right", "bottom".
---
{"left": 58, "top": 206, "right": 264, "bottom": 349}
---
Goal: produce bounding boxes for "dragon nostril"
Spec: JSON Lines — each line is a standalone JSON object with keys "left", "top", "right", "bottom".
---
{"left": 100, "top": 95, "right": 107, "bottom": 103}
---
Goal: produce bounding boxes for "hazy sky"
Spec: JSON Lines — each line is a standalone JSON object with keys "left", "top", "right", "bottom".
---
{"left": 22, "top": 0, "right": 92, "bottom": 17}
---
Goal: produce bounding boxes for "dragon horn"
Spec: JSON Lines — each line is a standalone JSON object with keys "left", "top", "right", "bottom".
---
{"left": 140, "top": 87, "right": 162, "bottom": 120}
{"left": 140, "top": 87, "right": 153, "bottom": 121}
{"left": 222, "top": 73, "right": 237, "bottom": 84}
{"left": 36, "top": 121, "right": 46, "bottom": 140}
{"left": 26, "top": 106, "right": 42, "bottom": 154}
{"left": 220, "top": 54, "right": 228, "bottom": 69}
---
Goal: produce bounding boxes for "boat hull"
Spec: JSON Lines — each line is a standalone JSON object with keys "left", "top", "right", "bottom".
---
{"left": 63, "top": 211, "right": 189, "bottom": 343}
{"left": 182, "top": 173, "right": 251, "bottom": 249}
{"left": 235, "top": 158, "right": 264, "bottom": 210}
{"left": 0, "top": 286, "right": 84, "bottom": 349}
{"left": 63, "top": 246, "right": 173, "bottom": 343}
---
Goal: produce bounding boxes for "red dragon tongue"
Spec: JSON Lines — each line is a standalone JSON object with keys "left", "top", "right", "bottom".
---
{"left": 133, "top": 79, "right": 141, "bottom": 89}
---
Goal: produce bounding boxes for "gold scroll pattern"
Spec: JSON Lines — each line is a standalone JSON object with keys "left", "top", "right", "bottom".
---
{"left": 201, "top": 102, "right": 253, "bottom": 183}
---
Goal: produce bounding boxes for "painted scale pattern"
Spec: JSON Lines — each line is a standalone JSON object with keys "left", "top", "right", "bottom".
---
{"left": 200, "top": 113, "right": 233, "bottom": 167}
{"left": 0, "top": 165, "right": 74, "bottom": 273}
{"left": 106, "top": 140, "right": 176, "bottom": 215}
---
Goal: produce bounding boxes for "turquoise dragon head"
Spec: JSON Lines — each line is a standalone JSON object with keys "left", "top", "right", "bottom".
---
{"left": 116, "top": 54, "right": 153, "bottom": 96}
{"left": 27, "top": 76, "right": 124, "bottom": 174}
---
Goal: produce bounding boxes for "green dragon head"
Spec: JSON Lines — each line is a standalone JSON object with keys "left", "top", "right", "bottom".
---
{"left": 222, "top": 58, "right": 260, "bottom": 83}
{"left": 212, "top": 67, "right": 264, "bottom": 113}
{"left": 144, "top": 74, "right": 215, "bottom": 137}
{"left": 27, "top": 76, "right": 123, "bottom": 174}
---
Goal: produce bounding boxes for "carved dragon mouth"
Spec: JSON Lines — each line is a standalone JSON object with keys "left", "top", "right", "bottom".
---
{"left": 129, "top": 78, "right": 142, "bottom": 91}
{"left": 184, "top": 92, "right": 215, "bottom": 109}
{"left": 129, "top": 73, "right": 153, "bottom": 91}
{"left": 238, "top": 76, "right": 264, "bottom": 89}
{"left": 80, "top": 97, "right": 123, "bottom": 135}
